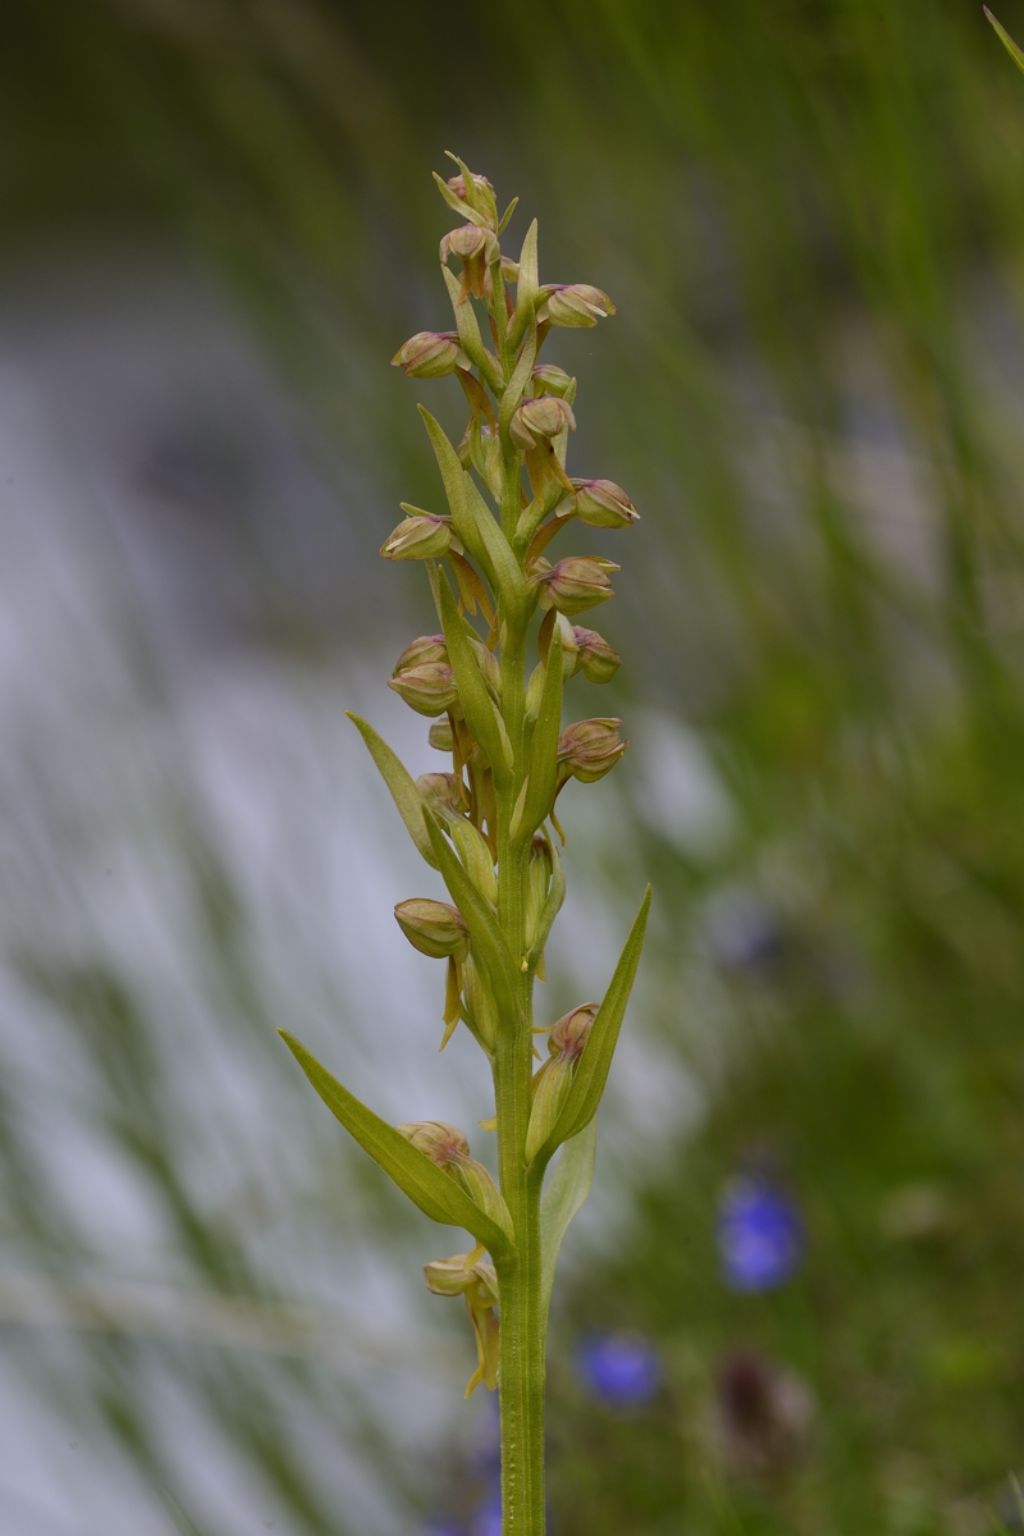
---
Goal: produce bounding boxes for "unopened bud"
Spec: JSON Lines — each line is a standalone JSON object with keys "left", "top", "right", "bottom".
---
{"left": 394, "top": 634, "right": 447, "bottom": 671}
{"left": 537, "top": 283, "right": 616, "bottom": 328}
{"left": 449, "top": 1157, "right": 512, "bottom": 1239}
{"left": 525, "top": 1002, "right": 599, "bottom": 1162}
{"left": 557, "top": 717, "right": 627, "bottom": 783}
{"left": 441, "top": 225, "right": 499, "bottom": 301}
{"left": 468, "top": 637, "right": 502, "bottom": 701}
{"left": 538, "top": 556, "right": 618, "bottom": 616}
{"left": 423, "top": 1251, "right": 497, "bottom": 1300}
{"left": 391, "top": 330, "right": 468, "bottom": 378}
{"left": 416, "top": 772, "right": 467, "bottom": 817}
{"left": 389, "top": 659, "right": 458, "bottom": 716}
{"left": 398, "top": 1120, "right": 471, "bottom": 1166}
{"left": 532, "top": 363, "right": 576, "bottom": 399}
{"left": 510, "top": 396, "right": 577, "bottom": 452}
{"left": 525, "top": 834, "right": 555, "bottom": 950}
{"left": 429, "top": 718, "right": 455, "bottom": 752}
{"left": 380, "top": 512, "right": 452, "bottom": 560}
{"left": 548, "top": 1001, "right": 598, "bottom": 1060}
{"left": 394, "top": 898, "right": 469, "bottom": 960}
{"left": 461, "top": 954, "right": 498, "bottom": 1052}
{"left": 446, "top": 170, "right": 499, "bottom": 229}
{"left": 572, "top": 626, "right": 622, "bottom": 684}
{"left": 570, "top": 478, "right": 639, "bottom": 529}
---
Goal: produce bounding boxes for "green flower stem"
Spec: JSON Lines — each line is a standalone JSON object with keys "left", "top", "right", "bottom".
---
{"left": 493, "top": 567, "right": 546, "bottom": 1532}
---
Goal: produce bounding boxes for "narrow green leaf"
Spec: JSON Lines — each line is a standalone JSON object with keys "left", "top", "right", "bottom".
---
{"left": 512, "top": 218, "right": 539, "bottom": 345}
{"left": 520, "top": 633, "right": 563, "bottom": 839}
{"left": 279, "top": 1031, "right": 514, "bottom": 1256}
{"left": 535, "top": 885, "right": 652, "bottom": 1162}
{"left": 423, "top": 812, "right": 519, "bottom": 1002}
{"left": 418, "top": 407, "right": 523, "bottom": 606}
{"left": 539, "top": 1120, "right": 596, "bottom": 1319}
{"left": 986, "top": 8, "right": 1024, "bottom": 75}
{"left": 441, "top": 266, "right": 503, "bottom": 393}
{"left": 499, "top": 332, "right": 537, "bottom": 440}
{"left": 346, "top": 712, "right": 438, "bottom": 869}
{"left": 527, "top": 832, "right": 565, "bottom": 970}
{"left": 437, "top": 571, "right": 515, "bottom": 783}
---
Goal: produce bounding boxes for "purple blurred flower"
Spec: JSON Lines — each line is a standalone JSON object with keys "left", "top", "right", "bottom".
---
{"left": 576, "top": 1331, "right": 663, "bottom": 1407}
{"left": 717, "top": 1175, "right": 804, "bottom": 1292}
{"left": 469, "top": 1491, "right": 502, "bottom": 1536}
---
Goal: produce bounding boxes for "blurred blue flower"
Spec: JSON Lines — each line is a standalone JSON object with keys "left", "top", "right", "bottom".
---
{"left": 469, "top": 1490, "right": 502, "bottom": 1536}
{"left": 717, "top": 1175, "right": 804, "bottom": 1292}
{"left": 576, "top": 1331, "right": 663, "bottom": 1407}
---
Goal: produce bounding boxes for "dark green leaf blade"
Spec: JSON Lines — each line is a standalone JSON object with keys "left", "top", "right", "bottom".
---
{"left": 279, "top": 1031, "right": 514, "bottom": 1256}
{"left": 423, "top": 812, "right": 519, "bottom": 1002}
{"left": 418, "top": 406, "right": 523, "bottom": 604}
{"left": 436, "top": 571, "right": 515, "bottom": 783}
{"left": 520, "top": 631, "right": 563, "bottom": 837}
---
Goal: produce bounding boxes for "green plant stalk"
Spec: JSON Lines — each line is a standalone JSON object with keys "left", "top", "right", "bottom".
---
{"left": 280, "top": 159, "right": 649, "bottom": 1536}
{"left": 493, "top": 610, "right": 546, "bottom": 1532}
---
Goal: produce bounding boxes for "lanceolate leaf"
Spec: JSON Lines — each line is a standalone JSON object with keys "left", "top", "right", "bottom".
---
{"left": 512, "top": 219, "right": 539, "bottom": 346}
{"left": 442, "top": 266, "right": 502, "bottom": 393}
{"left": 418, "top": 407, "right": 522, "bottom": 605}
{"left": 499, "top": 331, "right": 537, "bottom": 441}
{"left": 279, "top": 1031, "right": 515, "bottom": 1257}
{"left": 424, "top": 812, "right": 519, "bottom": 1002}
{"left": 986, "top": 8, "right": 1024, "bottom": 75}
{"left": 345, "top": 712, "right": 438, "bottom": 869}
{"left": 436, "top": 572, "right": 515, "bottom": 783}
{"left": 521, "top": 632, "right": 563, "bottom": 838}
{"left": 539, "top": 1120, "right": 597, "bottom": 1320}
{"left": 534, "top": 885, "right": 652, "bottom": 1163}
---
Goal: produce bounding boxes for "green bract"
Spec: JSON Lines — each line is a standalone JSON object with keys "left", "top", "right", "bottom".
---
{"left": 281, "top": 156, "right": 649, "bottom": 1536}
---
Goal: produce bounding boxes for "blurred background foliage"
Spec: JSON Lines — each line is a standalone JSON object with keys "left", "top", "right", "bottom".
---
{"left": 3, "top": 1, "right": 1024, "bottom": 1532}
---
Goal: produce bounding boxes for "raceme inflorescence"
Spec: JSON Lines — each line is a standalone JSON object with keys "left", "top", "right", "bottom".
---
{"left": 280, "top": 155, "right": 650, "bottom": 1536}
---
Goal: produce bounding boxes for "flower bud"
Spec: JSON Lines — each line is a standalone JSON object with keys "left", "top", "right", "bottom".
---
{"left": 572, "top": 626, "right": 622, "bottom": 684}
{"left": 441, "top": 224, "right": 499, "bottom": 301}
{"left": 538, "top": 283, "right": 616, "bottom": 328}
{"left": 429, "top": 718, "right": 455, "bottom": 752}
{"left": 557, "top": 717, "right": 627, "bottom": 783}
{"left": 469, "top": 637, "right": 502, "bottom": 700}
{"left": 461, "top": 954, "right": 498, "bottom": 1053}
{"left": 570, "top": 478, "right": 639, "bottom": 529}
{"left": 398, "top": 1120, "right": 471, "bottom": 1166}
{"left": 380, "top": 513, "right": 452, "bottom": 560}
{"left": 449, "top": 1157, "right": 512, "bottom": 1239}
{"left": 510, "top": 396, "right": 577, "bottom": 452}
{"left": 389, "top": 660, "right": 458, "bottom": 716}
{"left": 532, "top": 363, "right": 576, "bottom": 399}
{"left": 537, "top": 556, "right": 618, "bottom": 616}
{"left": 423, "top": 1248, "right": 500, "bottom": 1397}
{"left": 415, "top": 772, "right": 468, "bottom": 817}
{"left": 525, "top": 834, "right": 555, "bottom": 951}
{"left": 525, "top": 1002, "right": 599, "bottom": 1162}
{"left": 390, "top": 330, "right": 468, "bottom": 378}
{"left": 548, "top": 1001, "right": 598, "bottom": 1061}
{"left": 394, "top": 634, "right": 447, "bottom": 671}
{"left": 394, "top": 898, "right": 469, "bottom": 960}
{"left": 423, "top": 1251, "right": 497, "bottom": 1300}
{"left": 446, "top": 170, "right": 499, "bottom": 229}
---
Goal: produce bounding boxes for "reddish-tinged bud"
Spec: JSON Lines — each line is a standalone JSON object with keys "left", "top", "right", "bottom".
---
{"left": 537, "top": 555, "right": 618, "bottom": 616}
{"left": 557, "top": 717, "right": 627, "bottom": 783}
{"left": 441, "top": 225, "right": 499, "bottom": 301}
{"left": 394, "top": 634, "right": 447, "bottom": 671}
{"left": 415, "top": 772, "right": 468, "bottom": 817}
{"left": 532, "top": 363, "right": 576, "bottom": 399}
{"left": 380, "top": 513, "right": 452, "bottom": 560}
{"left": 389, "top": 660, "right": 458, "bottom": 716}
{"left": 399, "top": 1120, "right": 470, "bottom": 1166}
{"left": 391, "top": 330, "right": 468, "bottom": 378}
{"left": 538, "top": 283, "right": 616, "bottom": 328}
{"left": 510, "top": 396, "right": 577, "bottom": 452}
{"left": 572, "top": 626, "right": 622, "bottom": 684}
{"left": 446, "top": 170, "right": 499, "bottom": 229}
{"left": 570, "top": 478, "right": 639, "bottom": 529}
{"left": 548, "top": 1001, "right": 599, "bottom": 1060}
{"left": 394, "top": 899, "right": 469, "bottom": 960}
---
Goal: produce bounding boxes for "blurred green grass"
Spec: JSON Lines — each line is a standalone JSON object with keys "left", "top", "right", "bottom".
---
{"left": 4, "top": 1, "right": 1024, "bottom": 1531}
